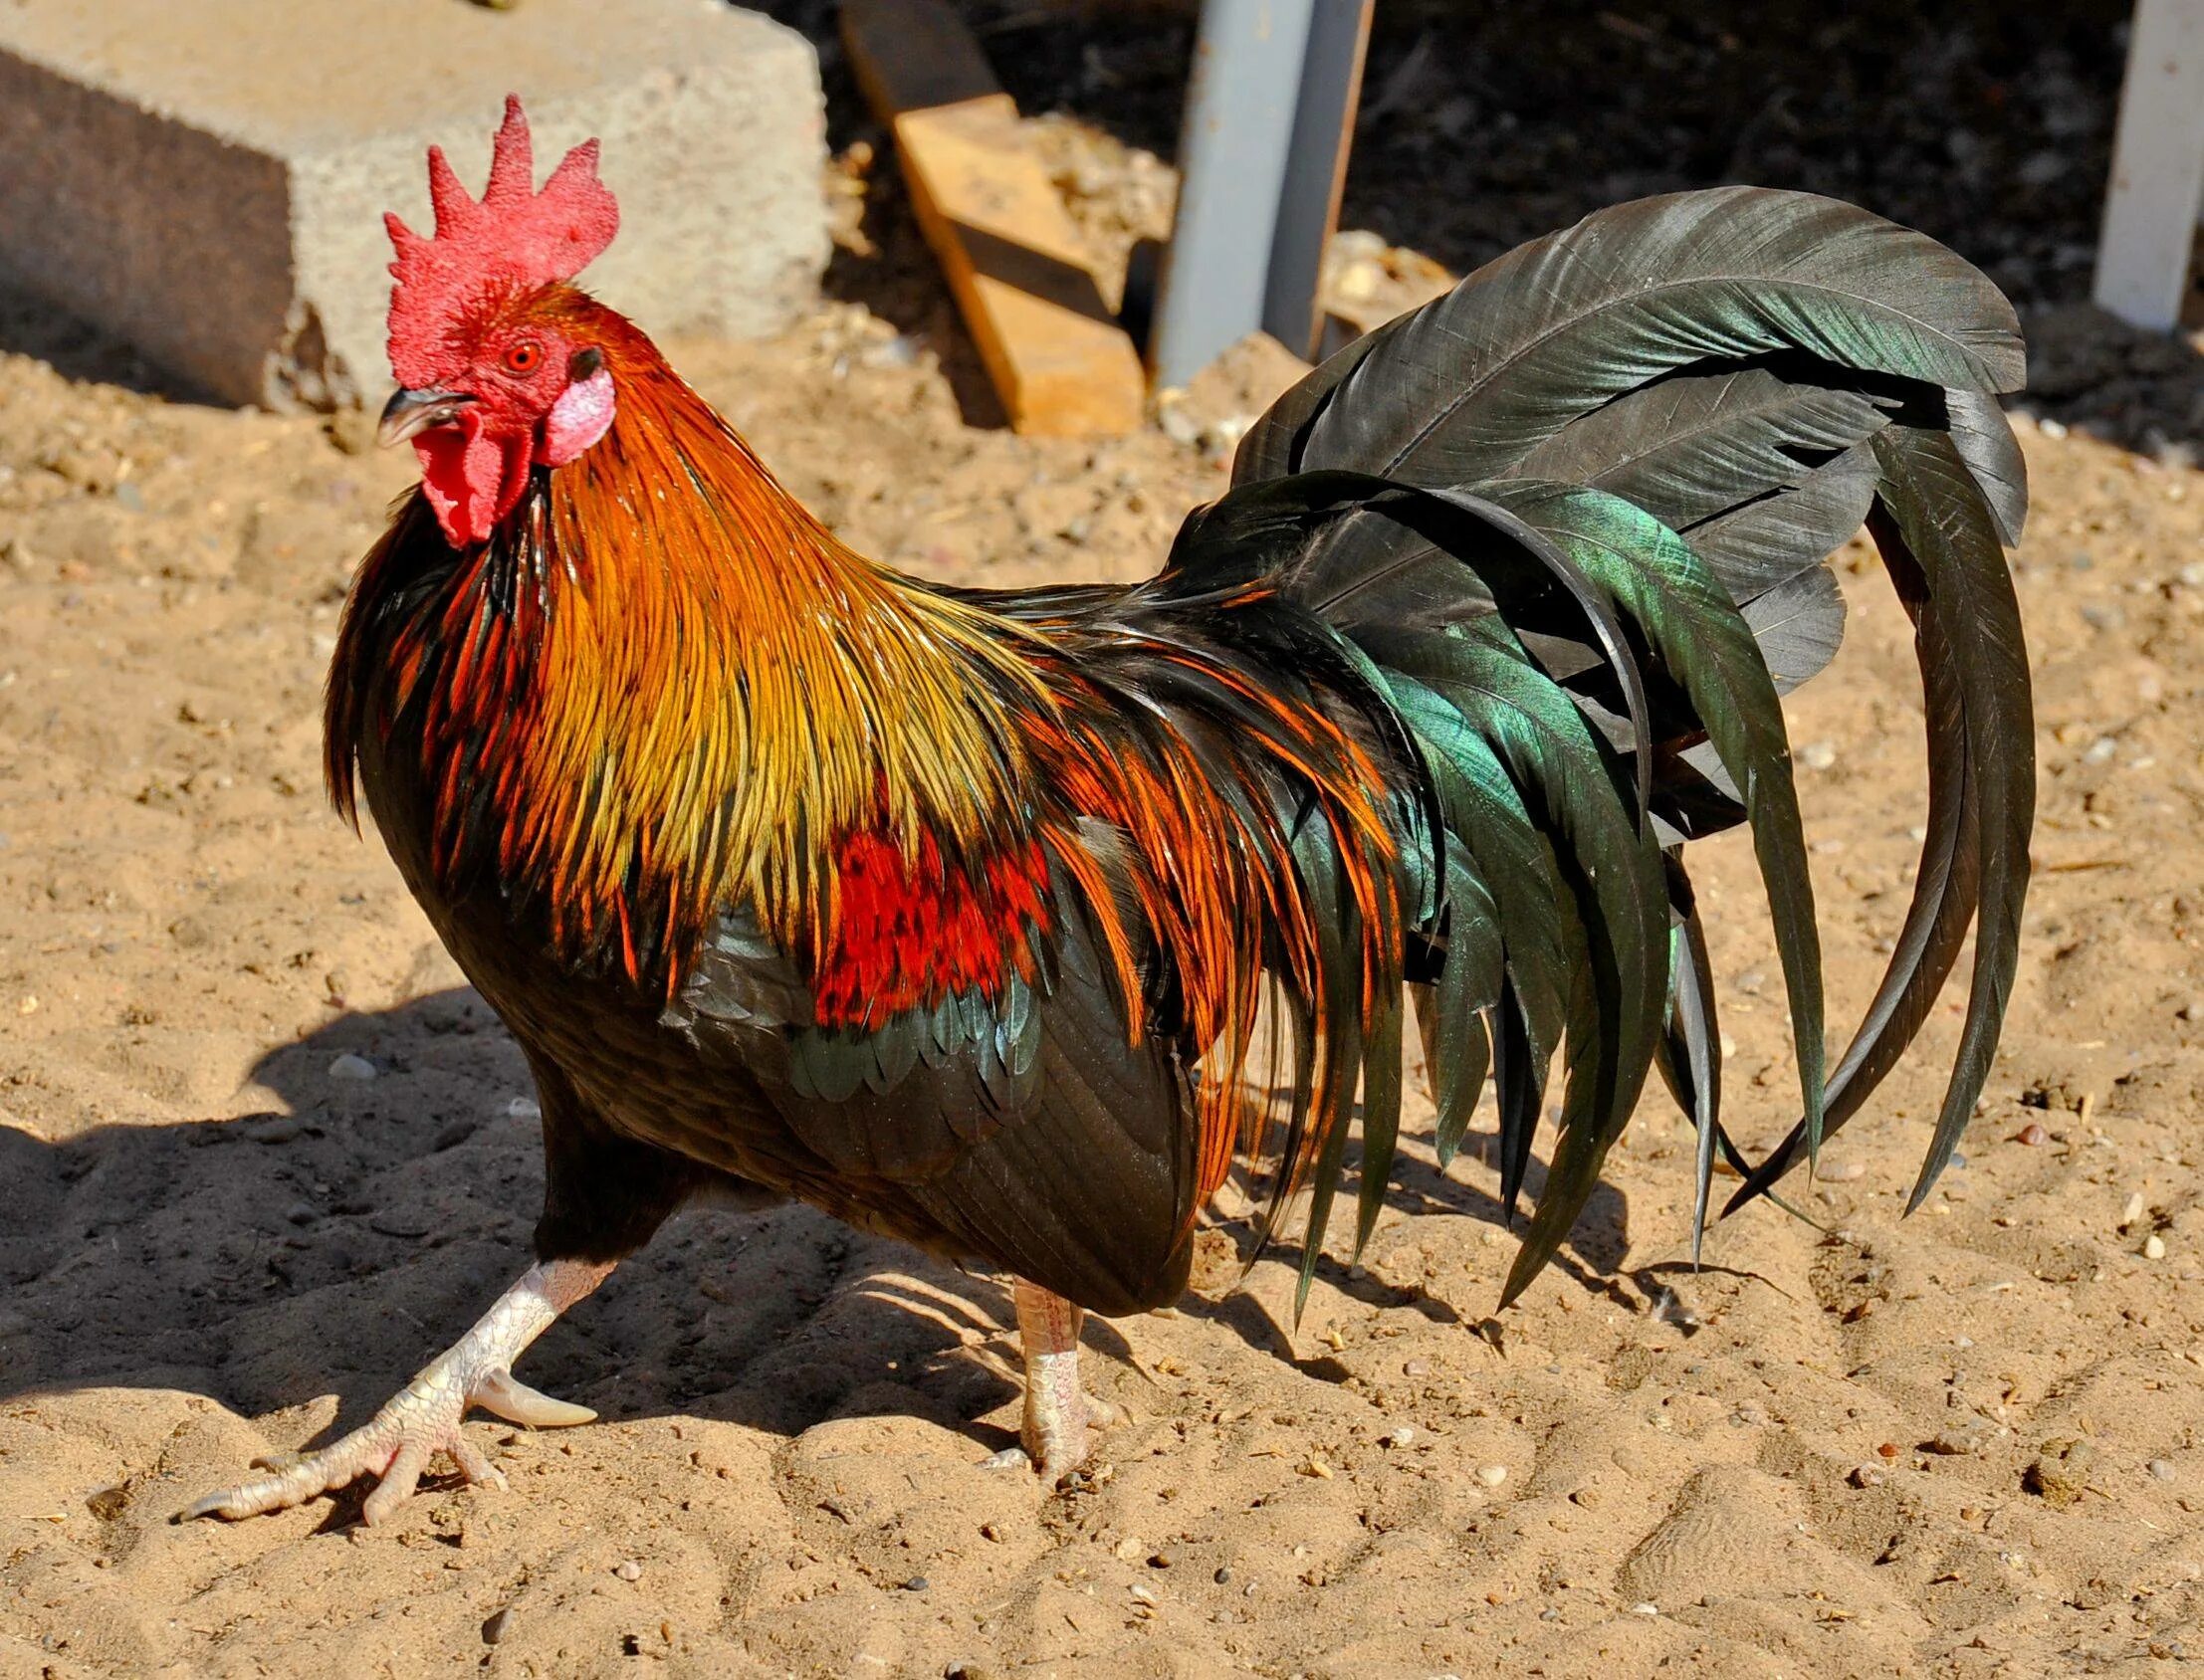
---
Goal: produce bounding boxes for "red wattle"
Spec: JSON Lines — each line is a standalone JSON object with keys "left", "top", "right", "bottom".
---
{"left": 414, "top": 416, "right": 530, "bottom": 548}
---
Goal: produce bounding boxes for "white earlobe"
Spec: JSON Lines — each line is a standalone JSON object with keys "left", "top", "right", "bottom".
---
{"left": 541, "top": 368, "right": 616, "bottom": 466}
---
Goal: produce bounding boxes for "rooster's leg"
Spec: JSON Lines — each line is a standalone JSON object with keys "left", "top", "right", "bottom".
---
{"left": 999, "top": 1278, "right": 1116, "bottom": 1480}
{"left": 180, "top": 1257, "right": 612, "bottom": 1525}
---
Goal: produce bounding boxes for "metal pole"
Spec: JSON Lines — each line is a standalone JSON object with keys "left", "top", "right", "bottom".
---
{"left": 1263, "top": 0, "right": 1374, "bottom": 359}
{"left": 1148, "top": 0, "right": 1317, "bottom": 387}
{"left": 2093, "top": 0, "right": 2204, "bottom": 331}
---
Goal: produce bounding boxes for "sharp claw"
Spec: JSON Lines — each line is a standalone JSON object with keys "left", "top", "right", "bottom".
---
{"left": 476, "top": 1368, "right": 595, "bottom": 1428}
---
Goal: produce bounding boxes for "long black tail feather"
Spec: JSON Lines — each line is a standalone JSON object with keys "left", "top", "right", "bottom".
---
{"left": 1214, "top": 187, "right": 2034, "bottom": 1302}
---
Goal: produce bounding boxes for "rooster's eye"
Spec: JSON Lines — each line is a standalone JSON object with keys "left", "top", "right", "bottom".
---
{"left": 505, "top": 340, "right": 543, "bottom": 374}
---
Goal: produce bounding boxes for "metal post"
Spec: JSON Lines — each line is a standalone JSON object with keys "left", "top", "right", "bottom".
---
{"left": 1263, "top": 0, "right": 1374, "bottom": 359}
{"left": 1148, "top": 0, "right": 1318, "bottom": 387}
{"left": 2094, "top": 0, "right": 2204, "bottom": 331}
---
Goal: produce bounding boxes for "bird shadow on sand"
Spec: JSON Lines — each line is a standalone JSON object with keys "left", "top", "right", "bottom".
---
{"left": 0, "top": 988, "right": 1631, "bottom": 1483}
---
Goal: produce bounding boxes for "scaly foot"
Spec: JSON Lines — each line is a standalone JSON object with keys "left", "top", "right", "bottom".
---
{"left": 1001, "top": 1279, "right": 1108, "bottom": 1482}
{"left": 181, "top": 1257, "right": 612, "bottom": 1525}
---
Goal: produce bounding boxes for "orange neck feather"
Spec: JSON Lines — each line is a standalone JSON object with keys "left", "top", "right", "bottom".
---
{"left": 331, "top": 298, "right": 1053, "bottom": 988}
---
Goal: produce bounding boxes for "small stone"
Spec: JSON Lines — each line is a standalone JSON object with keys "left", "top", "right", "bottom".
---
{"left": 1797, "top": 740, "right": 1838, "bottom": 771}
{"left": 328, "top": 1053, "right": 377, "bottom": 1081}
{"left": 1212, "top": 1566, "right": 1233, "bottom": 1585}
{"left": 1570, "top": 1486, "right": 1602, "bottom": 1509}
{"left": 1381, "top": 1426, "right": 1415, "bottom": 1448}
{"left": 2121, "top": 1191, "right": 2146, "bottom": 1230}
{"left": 283, "top": 1201, "right": 320, "bottom": 1226}
{"left": 1148, "top": 1548, "right": 1175, "bottom": 1569}
{"left": 2025, "top": 1438, "right": 2095, "bottom": 1508}
{"left": 1403, "top": 1360, "right": 1431, "bottom": 1377}
{"left": 613, "top": 1559, "right": 643, "bottom": 1581}
{"left": 431, "top": 1119, "right": 478, "bottom": 1152}
{"left": 1128, "top": 1583, "right": 1157, "bottom": 1606}
{"left": 1876, "top": 1441, "right": 1900, "bottom": 1459}
{"left": 246, "top": 1116, "right": 303, "bottom": 1146}
{"left": 482, "top": 1607, "right": 513, "bottom": 1645}
{"left": 1925, "top": 1421, "right": 1991, "bottom": 1456}
{"left": 1630, "top": 1601, "right": 1659, "bottom": 1616}
{"left": 2149, "top": 1458, "right": 2175, "bottom": 1482}
{"left": 1156, "top": 399, "right": 1203, "bottom": 448}
{"left": 1474, "top": 1463, "right": 1509, "bottom": 1488}
{"left": 2144, "top": 1233, "right": 2168, "bottom": 1261}
{"left": 2013, "top": 1122, "right": 2049, "bottom": 1147}
{"left": 505, "top": 1096, "right": 543, "bottom": 1120}
{"left": 1817, "top": 1160, "right": 1866, "bottom": 1182}
{"left": 1849, "top": 1464, "right": 1885, "bottom": 1489}
{"left": 902, "top": 1575, "right": 930, "bottom": 1592}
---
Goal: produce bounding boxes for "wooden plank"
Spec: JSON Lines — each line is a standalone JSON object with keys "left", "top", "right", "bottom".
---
{"left": 842, "top": 0, "right": 1146, "bottom": 436}
{"left": 2094, "top": 0, "right": 2204, "bottom": 331}
{"left": 840, "top": 0, "right": 1002, "bottom": 118}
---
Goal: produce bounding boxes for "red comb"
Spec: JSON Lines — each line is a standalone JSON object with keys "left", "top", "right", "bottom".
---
{"left": 385, "top": 96, "right": 619, "bottom": 386}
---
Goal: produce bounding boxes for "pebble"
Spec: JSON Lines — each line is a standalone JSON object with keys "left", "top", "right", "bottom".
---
{"left": 2121, "top": 1190, "right": 2146, "bottom": 1229}
{"left": 902, "top": 1575, "right": 930, "bottom": 1592}
{"left": 2025, "top": 1438, "right": 2095, "bottom": 1509}
{"left": 1818, "top": 1160, "right": 1867, "bottom": 1182}
{"left": 1797, "top": 740, "right": 1838, "bottom": 771}
{"left": 2144, "top": 1233, "right": 2168, "bottom": 1261}
{"left": 1403, "top": 1360, "right": 1431, "bottom": 1377}
{"left": 2013, "top": 1122, "right": 2050, "bottom": 1147}
{"left": 481, "top": 1607, "right": 513, "bottom": 1645}
{"left": 328, "top": 1053, "right": 377, "bottom": 1082}
{"left": 432, "top": 1119, "right": 478, "bottom": 1152}
{"left": 246, "top": 1116, "right": 303, "bottom": 1146}
{"left": 1474, "top": 1464, "right": 1509, "bottom": 1488}
{"left": 1849, "top": 1464, "right": 1886, "bottom": 1489}
{"left": 505, "top": 1096, "right": 543, "bottom": 1120}
{"left": 283, "top": 1201, "right": 319, "bottom": 1226}
{"left": 1381, "top": 1426, "right": 1415, "bottom": 1449}
{"left": 2149, "top": 1459, "right": 2176, "bottom": 1482}
{"left": 1926, "top": 1421, "right": 1992, "bottom": 1456}
{"left": 613, "top": 1559, "right": 643, "bottom": 1581}
{"left": 1213, "top": 1566, "right": 1233, "bottom": 1584}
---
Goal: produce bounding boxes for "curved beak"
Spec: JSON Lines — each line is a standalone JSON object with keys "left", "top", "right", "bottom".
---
{"left": 376, "top": 386, "right": 476, "bottom": 448}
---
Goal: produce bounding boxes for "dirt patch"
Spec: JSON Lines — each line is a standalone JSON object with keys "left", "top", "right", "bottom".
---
{"left": 5, "top": 4, "right": 2204, "bottom": 1672}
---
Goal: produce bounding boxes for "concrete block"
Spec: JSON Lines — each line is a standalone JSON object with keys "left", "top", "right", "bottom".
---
{"left": 0, "top": 0, "right": 829, "bottom": 410}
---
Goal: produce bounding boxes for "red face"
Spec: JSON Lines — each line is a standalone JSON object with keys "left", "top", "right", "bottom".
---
{"left": 379, "top": 305, "right": 616, "bottom": 548}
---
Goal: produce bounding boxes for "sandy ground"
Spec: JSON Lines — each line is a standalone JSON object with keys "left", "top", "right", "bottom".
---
{"left": 6, "top": 17, "right": 2204, "bottom": 1662}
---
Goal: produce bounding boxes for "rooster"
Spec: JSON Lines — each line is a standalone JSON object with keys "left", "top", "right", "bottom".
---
{"left": 185, "top": 99, "right": 2032, "bottom": 1524}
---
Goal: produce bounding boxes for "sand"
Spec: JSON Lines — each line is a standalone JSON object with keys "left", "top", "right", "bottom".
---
{"left": 4, "top": 246, "right": 2204, "bottom": 1680}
